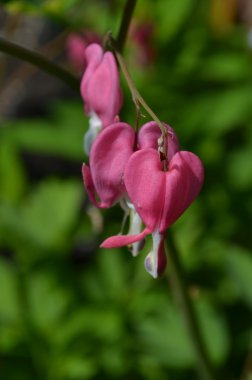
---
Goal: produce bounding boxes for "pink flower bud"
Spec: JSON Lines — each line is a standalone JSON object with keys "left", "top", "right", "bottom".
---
{"left": 80, "top": 43, "right": 123, "bottom": 154}
{"left": 80, "top": 43, "right": 123, "bottom": 127}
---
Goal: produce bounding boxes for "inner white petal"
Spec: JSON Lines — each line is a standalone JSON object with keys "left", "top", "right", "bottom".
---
{"left": 144, "top": 231, "right": 163, "bottom": 279}
{"left": 128, "top": 205, "right": 144, "bottom": 257}
{"left": 84, "top": 110, "right": 102, "bottom": 155}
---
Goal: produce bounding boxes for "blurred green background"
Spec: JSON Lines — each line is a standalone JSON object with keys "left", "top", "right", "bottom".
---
{"left": 0, "top": 0, "right": 252, "bottom": 379}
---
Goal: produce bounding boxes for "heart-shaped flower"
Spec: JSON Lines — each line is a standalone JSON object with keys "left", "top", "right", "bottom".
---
{"left": 124, "top": 149, "right": 204, "bottom": 232}
{"left": 82, "top": 122, "right": 135, "bottom": 208}
{"left": 101, "top": 148, "right": 204, "bottom": 278}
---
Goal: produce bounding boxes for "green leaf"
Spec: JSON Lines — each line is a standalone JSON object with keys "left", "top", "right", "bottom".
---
{"left": 139, "top": 300, "right": 193, "bottom": 367}
{"left": 196, "top": 300, "right": 230, "bottom": 364}
{"left": 2, "top": 106, "right": 86, "bottom": 161}
{"left": 181, "top": 86, "right": 252, "bottom": 137}
{"left": 228, "top": 147, "right": 252, "bottom": 190}
{"left": 26, "top": 270, "right": 70, "bottom": 332}
{"left": 0, "top": 323, "right": 24, "bottom": 352}
{"left": 51, "top": 355, "right": 96, "bottom": 380}
{"left": 138, "top": 297, "right": 229, "bottom": 367}
{"left": 0, "top": 257, "right": 20, "bottom": 322}
{"left": 82, "top": 250, "right": 129, "bottom": 303}
{"left": 0, "top": 142, "right": 26, "bottom": 203}
{"left": 155, "top": 0, "right": 195, "bottom": 42}
{"left": 21, "top": 179, "right": 83, "bottom": 250}
{"left": 200, "top": 53, "right": 251, "bottom": 82}
{"left": 225, "top": 246, "right": 252, "bottom": 309}
{"left": 53, "top": 307, "right": 123, "bottom": 347}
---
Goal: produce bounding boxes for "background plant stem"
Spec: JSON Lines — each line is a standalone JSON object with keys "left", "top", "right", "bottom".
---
{"left": 0, "top": 37, "right": 79, "bottom": 91}
{"left": 116, "top": 0, "right": 137, "bottom": 52}
{"left": 166, "top": 230, "right": 218, "bottom": 380}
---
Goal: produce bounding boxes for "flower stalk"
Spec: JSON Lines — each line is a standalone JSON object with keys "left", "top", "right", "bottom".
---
{"left": 109, "top": 35, "right": 169, "bottom": 170}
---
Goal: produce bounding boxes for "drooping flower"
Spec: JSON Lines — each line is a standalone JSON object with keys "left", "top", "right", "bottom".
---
{"left": 82, "top": 122, "right": 135, "bottom": 208}
{"left": 80, "top": 43, "right": 123, "bottom": 154}
{"left": 101, "top": 148, "right": 204, "bottom": 278}
{"left": 82, "top": 119, "right": 191, "bottom": 276}
{"left": 82, "top": 121, "right": 179, "bottom": 211}
{"left": 124, "top": 121, "right": 179, "bottom": 257}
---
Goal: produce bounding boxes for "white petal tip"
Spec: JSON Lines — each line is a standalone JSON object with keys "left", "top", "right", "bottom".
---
{"left": 144, "top": 253, "right": 158, "bottom": 279}
{"left": 83, "top": 111, "right": 102, "bottom": 155}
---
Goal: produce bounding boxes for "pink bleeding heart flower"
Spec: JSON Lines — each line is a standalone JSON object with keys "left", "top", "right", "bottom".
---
{"left": 80, "top": 43, "right": 123, "bottom": 154}
{"left": 101, "top": 148, "right": 204, "bottom": 278}
{"left": 126, "top": 121, "right": 180, "bottom": 256}
{"left": 83, "top": 121, "right": 179, "bottom": 212}
{"left": 82, "top": 122, "right": 135, "bottom": 208}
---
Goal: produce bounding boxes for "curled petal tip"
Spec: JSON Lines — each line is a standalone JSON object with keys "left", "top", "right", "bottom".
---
{"left": 101, "top": 228, "right": 150, "bottom": 249}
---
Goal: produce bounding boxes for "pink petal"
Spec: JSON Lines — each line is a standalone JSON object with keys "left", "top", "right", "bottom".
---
{"left": 160, "top": 150, "right": 204, "bottom": 231}
{"left": 80, "top": 43, "right": 103, "bottom": 112}
{"left": 80, "top": 44, "right": 123, "bottom": 126}
{"left": 87, "top": 123, "right": 135, "bottom": 207}
{"left": 124, "top": 149, "right": 165, "bottom": 231}
{"left": 82, "top": 164, "right": 110, "bottom": 208}
{"left": 138, "top": 121, "right": 180, "bottom": 161}
{"left": 101, "top": 227, "right": 150, "bottom": 248}
{"left": 124, "top": 148, "right": 204, "bottom": 233}
{"left": 66, "top": 34, "right": 87, "bottom": 72}
{"left": 88, "top": 51, "right": 122, "bottom": 126}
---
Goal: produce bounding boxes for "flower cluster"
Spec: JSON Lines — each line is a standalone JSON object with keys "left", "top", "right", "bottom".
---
{"left": 80, "top": 43, "right": 204, "bottom": 278}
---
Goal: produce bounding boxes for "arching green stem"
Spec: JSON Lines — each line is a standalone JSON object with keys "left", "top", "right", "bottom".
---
{"left": 0, "top": 36, "right": 79, "bottom": 91}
